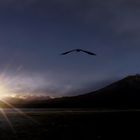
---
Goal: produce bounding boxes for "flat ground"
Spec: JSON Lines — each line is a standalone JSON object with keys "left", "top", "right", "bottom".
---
{"left": 0, "top": 109, "right": 140, "bottom": 140}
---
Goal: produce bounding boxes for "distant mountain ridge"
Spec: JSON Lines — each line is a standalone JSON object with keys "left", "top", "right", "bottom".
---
{"left": 4, "top": 74, "right": 140, "bottom": 109}
{"left": 39, "top": 74, "right": 140, "bottom": 109}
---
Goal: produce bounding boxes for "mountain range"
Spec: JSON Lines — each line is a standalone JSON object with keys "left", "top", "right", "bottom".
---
{"left": 3, "top": 74, "right": 140, "bottom": 109}
{"left": 18, "top": 74, "right": 140, "bottom": 109}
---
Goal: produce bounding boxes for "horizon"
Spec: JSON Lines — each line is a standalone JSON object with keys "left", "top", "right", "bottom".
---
{"left": 0, "top": 73, "right": 140, "bottom": 100}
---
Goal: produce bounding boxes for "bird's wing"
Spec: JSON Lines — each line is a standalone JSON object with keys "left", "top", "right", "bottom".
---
{"left": 61, "top": 49, "right": 76, "bottom": 55}
{"left": 80, "top": 49, "right": 96, "bottom": 55}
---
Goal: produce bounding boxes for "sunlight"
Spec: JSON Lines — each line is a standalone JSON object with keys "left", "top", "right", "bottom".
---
{"left": 0, "top": 68, "right": 41, "bottom": 134}
{"left": 0, "top": 108, "right": 16, "bottom": 133}
{"left": 0, "top": 78, "right": 40, "bottom": 132}
{"left": 0, "top": 65, "right": 26, "bottom": 101}
{"left": 0, "top": 99, "right": 40, "bottom": 125}
{"left": 0, "top": 99, "right": 40, "bottom": 134}
{"left": 0, "top": 85, "right": 11, "bottom": 100}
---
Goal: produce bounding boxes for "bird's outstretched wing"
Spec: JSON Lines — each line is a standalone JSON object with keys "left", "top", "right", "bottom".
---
{"left": 80, "top": 49, "right": 96, "bottom": 55}
{"left": 61, "top": 49, "right": 76, "bottom": 55}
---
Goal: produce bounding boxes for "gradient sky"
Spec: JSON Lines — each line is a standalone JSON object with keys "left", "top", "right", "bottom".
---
{"left": 0, "top": 0, "right": 140, "bottom": 97}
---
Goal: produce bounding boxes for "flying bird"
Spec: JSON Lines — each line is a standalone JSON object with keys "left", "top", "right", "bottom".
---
{"left": 61, "top": 49, "right": 96, "bottom": 56}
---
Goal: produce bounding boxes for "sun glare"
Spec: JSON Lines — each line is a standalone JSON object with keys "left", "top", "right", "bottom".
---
{"left": 0, "top": 85, "right": 11, "bottom": 99}
{"left": 0, "top": 65, "right": 41, "bottom": 134}
{"left": 0, "top": 84, "right": 39, "bottom": 133}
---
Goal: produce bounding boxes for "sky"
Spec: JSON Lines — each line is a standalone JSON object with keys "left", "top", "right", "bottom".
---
{"left": 0, "top": 0, "right": 140, "bottom": 97}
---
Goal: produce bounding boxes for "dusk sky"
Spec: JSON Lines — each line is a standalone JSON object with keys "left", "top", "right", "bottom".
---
{"left": 0, "top": 0, "right": 140, "bottom": 97}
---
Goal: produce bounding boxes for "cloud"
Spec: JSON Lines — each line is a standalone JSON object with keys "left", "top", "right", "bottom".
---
{"left": 1, "top": 0, "right": 140, "bottom": 32}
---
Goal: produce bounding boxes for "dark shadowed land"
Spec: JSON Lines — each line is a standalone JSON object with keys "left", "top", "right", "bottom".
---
{"left": 0, "top": 109, "right": 140, "bottom": 140}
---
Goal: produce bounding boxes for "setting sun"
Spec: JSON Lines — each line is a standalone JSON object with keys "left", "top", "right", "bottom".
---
{"left": 0, "top": 84, "right": 12, "bottom": 100}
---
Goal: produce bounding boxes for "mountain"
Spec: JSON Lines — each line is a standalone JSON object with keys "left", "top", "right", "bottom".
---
{"left": 0, "top": 95, "right": 51, "bottom": 108}
{"left": 7, "top": 74, "right": 140, "bottom": 109}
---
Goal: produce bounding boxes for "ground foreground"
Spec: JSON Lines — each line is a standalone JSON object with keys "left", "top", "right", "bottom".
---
{"left": 0, "top": 109, "right": 140, "bottom": 140}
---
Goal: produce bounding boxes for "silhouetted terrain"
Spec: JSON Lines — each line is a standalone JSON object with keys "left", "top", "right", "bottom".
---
{"left": 3, "top": 74, "right": 140, "bottom": 109}
{"left": 1, "top": 75, "right": 140, "bottom": 140}
{"left": 1, "top": 110, "right": 140, "bottom": 140}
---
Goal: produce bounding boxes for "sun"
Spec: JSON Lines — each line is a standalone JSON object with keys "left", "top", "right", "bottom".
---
{"left": 0, "top": 84, "right": 12, "bottom": 100}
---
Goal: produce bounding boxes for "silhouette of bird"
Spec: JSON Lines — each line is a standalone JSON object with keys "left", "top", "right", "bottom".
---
{"left": 61, "top": 49, "right": 96, "bottom": 55}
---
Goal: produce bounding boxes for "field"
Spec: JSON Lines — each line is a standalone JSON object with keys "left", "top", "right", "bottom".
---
{"left": 0, "top": 109, "right": 140, "bottom": 140}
